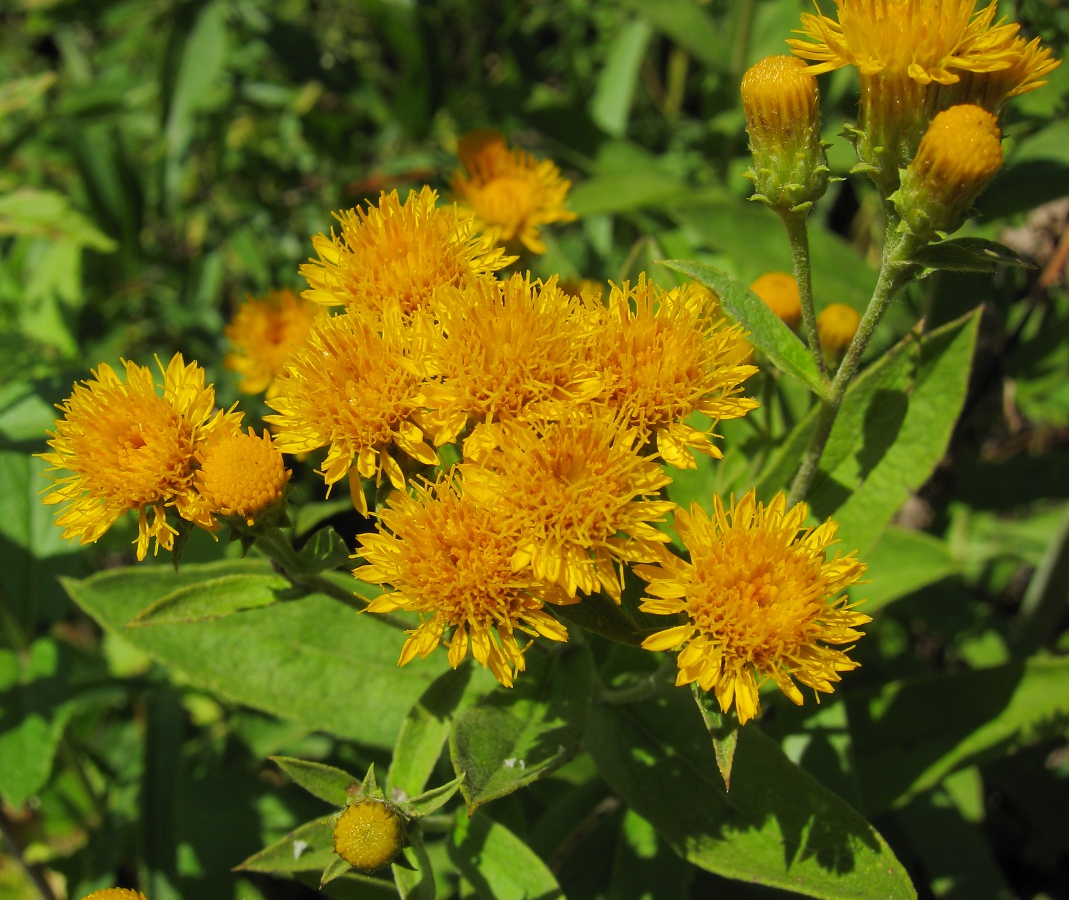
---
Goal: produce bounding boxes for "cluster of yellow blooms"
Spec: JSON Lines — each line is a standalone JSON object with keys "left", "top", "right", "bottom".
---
{"left": 41, "top": 129, "right": 874, "bottom": 726}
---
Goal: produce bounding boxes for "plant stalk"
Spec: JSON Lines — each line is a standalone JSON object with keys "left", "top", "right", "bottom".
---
{"left": 786, "top": 225, "right": 919, "bottom": 506}
{"left": 781, "top": 209, "right": 829, "bottom": 381}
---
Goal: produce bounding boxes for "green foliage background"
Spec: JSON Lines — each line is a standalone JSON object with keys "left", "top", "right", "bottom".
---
{"left": 2, "top": 1, "right": 1069, "bottom": 899}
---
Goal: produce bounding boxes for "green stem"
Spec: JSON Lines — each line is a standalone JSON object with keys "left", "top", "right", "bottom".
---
{"left": 254, "top": 529, "right": 409, "bottom": 631}
{"left": 781, "top": 209, "right": 828, "bottom": 381}
{"left": 786, "top": 226, "right": 920, "bottom": 506}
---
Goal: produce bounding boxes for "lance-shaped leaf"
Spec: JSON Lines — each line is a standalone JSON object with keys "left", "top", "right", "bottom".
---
{"left": 272, "top": 756, "right": 360, "bottom": 807}
{"left": 849, "top": 655, "right": 1069, "bottom": 813}
{"left": 662, "top": 259, "right": 828, "bottom": 396}
{"left": 450, "top": 645, "right": 594, "bottom": 812}
{"left": 912, "top": 236, "right": 1036, "bottom": 276}
{"left": 448, "top": 810, "right": 564, "bottom": 900}
{"left": 126, "top": 573, "right": 290, "bottom": 626}
{"left": 586, "top": 690, "right": 915, "bottom": 900}
{"left": 235, "top": 816, "right": 336, "bottom": 874}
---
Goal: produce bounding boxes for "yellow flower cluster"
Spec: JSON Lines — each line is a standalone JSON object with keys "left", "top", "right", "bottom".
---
{"left": 787, "top": 0, "right": 1058, "bottom": 193}
{"left": 42, "top": 129, "right": 873, "bottom": 722}
{"left": 40, "top": 355, "right": 289, "bottom": 559}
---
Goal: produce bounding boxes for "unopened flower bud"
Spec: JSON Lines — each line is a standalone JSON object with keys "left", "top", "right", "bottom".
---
{"left": 332, "top": 798, "right": 407, "bottom": 872}
{"left": 195, "top": 428, "right": 290, "bottom": 528}
{"left": 750, "top": 272, "right": 801, "bottom": 330}
{"left": 893, "top": 104, "right": 1003, "bottom": 239}
{"left": 742, "top": 55, "right": 830, "bottom": 213}
{"left": 817, "top": 303, "right": 861, "bottom": 356}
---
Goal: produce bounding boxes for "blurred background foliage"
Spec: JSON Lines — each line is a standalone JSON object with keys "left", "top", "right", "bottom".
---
{"left": 2, "top": 0, "right": 1069, "bottom": 898}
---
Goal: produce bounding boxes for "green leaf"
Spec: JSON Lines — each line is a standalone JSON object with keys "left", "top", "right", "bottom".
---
{"left": 236, "top": 816, "right": 336, "bottom": 874}
{"left": 62, "top": 560, "right": 449, "bottom": 749}
{"left": 297, "top": 527, "right": 353, "bottom": 574}
{"left": 590, "top": 18, "right": 651, "bottom": 138}
{"left": 586, "top": 692, "right": 915, "bottom": 899}
{"left": 662, "top": 259, "right": 827, "bottom": 395}
{"left": 272, "top": 757, "right": 360, "bottom": 808}
{"left": 849, "top": 527, "right": 959, "bottom": 614}
{"left": 618, "top": 0, "right": 728, "bottom": 71}
{"left": 0, "top": 639, "right": 98, "bottom": 806}
{"left": 388, "top": 665, "right": 474, "bottom": 801}
{"left": 322, "top": 856, "right": 353, "bottom": 887}
{"left": 125, "top": 573, "right": 289, "bottom": 626}
{"left": 449, "top": 645, "right": 594, "bottom": 812}
{"left": 448, "top": 810, "right": 564, "bottom": 900}
{"left": 849, "top": 655, "right": 1069, "bottom": 813}
{"left": 912, "top": 237, "right": 1037, "bottom": 275}
{"left": 0, "top": 189, "right": 116, "bottom": 251}
{"left": 816, "top": 309, "right": 981, "bottom": 555}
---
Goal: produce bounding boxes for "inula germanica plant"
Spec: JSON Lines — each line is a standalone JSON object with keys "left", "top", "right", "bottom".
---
{"left": 18, "top": 2, "right": 1063, "bottom": 899}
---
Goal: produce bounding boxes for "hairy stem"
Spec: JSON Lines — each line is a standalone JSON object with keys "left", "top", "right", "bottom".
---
{"left": 781, "top": 209, "right": 829, "bottom": 381}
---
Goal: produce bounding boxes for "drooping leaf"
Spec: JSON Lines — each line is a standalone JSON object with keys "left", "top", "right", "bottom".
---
{"left": 912, "top": 237, "right": 1037, "bottom": 276}
{"left": 388, "top": 664, "right": 476, "bottom": 801}
{"left": 272, "top": 756, "right": 360, "bottom": 808}
{"left": 448, "top": 810, "right": 564, "bottom": 900}
{"left": 662, "top": 259, "right": 827, "bottom": 395}
{"left": 62, "top": 560, "right": 447, "bottom": 749}
{"left": 126, "top": 573, "right": 290, "bottom": 626}
{"left": 849, "top": 655, "right": 1069, "bottom": 813}
{"left": 586, "top": 691, "right": 915, "bottom": 899}
{"left": 450, "top": 645, "right": 594, "bottom": 812}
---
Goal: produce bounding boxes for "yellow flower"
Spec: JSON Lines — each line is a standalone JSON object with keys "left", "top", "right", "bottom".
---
{"left": 193, "top": 428, "right": 291, "bottom": 527}
{"left": 299, "top": 186, "right": 514, "bottom": 318}
{"left": 224, "top": 288, "right": 319, "bottom": 398}
{"left": 895, "top": 103, "right": 1003, "bottom": 237}
{"left": 636, "top": 490, "right": 870, "bottom": 725}
{"left": 789, "top": 0, "right": 1054, "bottom": 190}
{"left": 817, "top": 303, "right": 862, "bottom": 355}
{"left": 264, "top": 306, "right": 437, "bottom": 515}
{"left": 81, "top": 891, "right": 147, "bottom": 900}
{"left": 355, "top": 472, "right": 571, "bottom": 687}
{"left": 333, "top": 799, "right": 406, "bottom": 872}
{"left": 417, "top": 273, "right": 601, "bottom": 449}
{"left": 462, "top": 413, "right": 676, "bottom": 602}
{"left": 750, "top": 272, "right": 802, "bottom": 329}
{"left": 591, "top": 275, "right": 758, "bottom": 469}
{"left": 452, "top": 129, "right": 577, "bottom": 254}
{"left": 40, "top": 354, "right": 240, "bottom": 560}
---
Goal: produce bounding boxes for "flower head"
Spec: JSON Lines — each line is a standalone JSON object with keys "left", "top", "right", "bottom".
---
{"left": 742, "top": 55, "right": 830, "bottom": 211}
{"left": 265, "top": 306, "right": 436, "bottom": 515}
{"left": 333, "top": 799, "right": 406, "bottom": 872}
{"left": 789, "top": 1, "right": 1055, "bottom": 191}
{"left": 591, "top": 276, "right": 758, "bottom": 468}
{"left": 224, "top": 288, "right": 319, "bottom": 397}
{"left": 751, "top": 272, "right": 802, "bottom": 329}
{"left": 40, "top": 354, "right": 240, "bottom": 560}
{"left": 355, "top": 473, "right": 571, "bottom": 687}
{"left": 81, "top": 891, "right": 147, "bottom": 900}
{"left": 462, "top": 413, "right": 675, "bottom": 601}
{"left": 894, "top": 103, "right": 1003, "bottom": 237}
{"left": 637, "top": 490, "right": 870, "bottom": 725}
{"left": 452, "top": 129, "right": 577, "bottom": 254}
{"left": 817, "top": 303, "right": 862, "bottom": 355}
{"left": 417, "top": 273, "right": 601, "bottom": 449}
{"left": 299, "top": 186, "right": 513, "bottom": 318}
{"left": 193, "top": 428, "right": 290, "bottom": 527}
